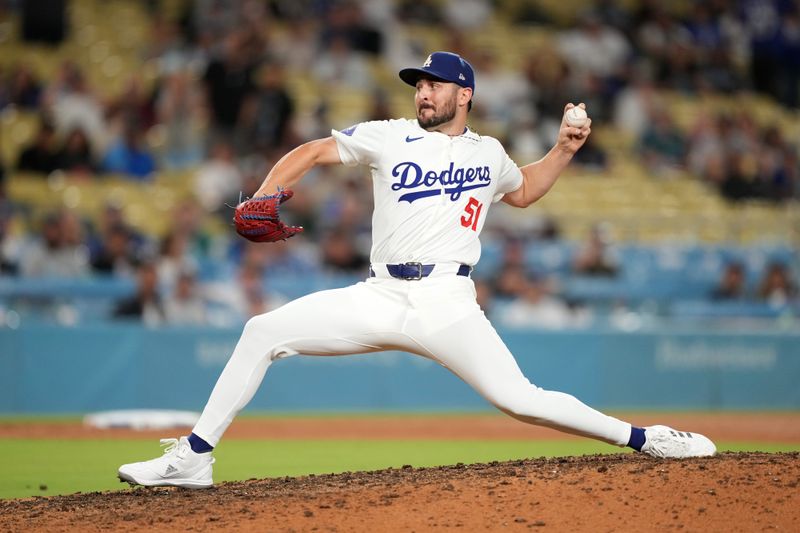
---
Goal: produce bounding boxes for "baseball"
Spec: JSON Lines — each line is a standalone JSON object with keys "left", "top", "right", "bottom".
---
{"left": 565, "top": 106, "right": 588, "bottom": 128}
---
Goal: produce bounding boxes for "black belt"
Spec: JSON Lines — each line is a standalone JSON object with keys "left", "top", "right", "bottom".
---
{"left": 370, "top": 263, "right": 472, "bottom": 280}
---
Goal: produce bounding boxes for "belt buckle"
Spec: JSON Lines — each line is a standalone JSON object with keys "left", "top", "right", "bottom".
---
{"left": 403, "top": 262, "right": 424, "bottom": 280}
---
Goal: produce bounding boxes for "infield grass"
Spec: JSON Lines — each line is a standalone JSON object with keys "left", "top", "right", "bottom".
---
{"left": 1, "top": 439, "right": 798, "bottom": 499}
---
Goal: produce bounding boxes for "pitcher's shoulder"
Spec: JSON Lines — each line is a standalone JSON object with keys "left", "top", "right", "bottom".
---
{"left": 352, "top": 118, "right": 418, "bottom": 135}
{"left": 389, "top": 118, "right": 422, "bottom": 131}
{"left": 466, "top": 131, "right": 506, "bottom": 153}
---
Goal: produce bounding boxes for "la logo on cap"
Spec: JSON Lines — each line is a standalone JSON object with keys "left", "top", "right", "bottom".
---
{"left": 423, "top": 55, "right": 433, "bottom": 67}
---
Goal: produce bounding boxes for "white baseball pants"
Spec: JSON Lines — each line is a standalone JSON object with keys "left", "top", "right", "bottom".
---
{"left": 192, "top": 272, "right": 632, "bottom": 447}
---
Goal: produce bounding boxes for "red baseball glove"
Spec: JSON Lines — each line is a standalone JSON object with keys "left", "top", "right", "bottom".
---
{"left": 233, "top": 189, "right": 303, "bottom": 242}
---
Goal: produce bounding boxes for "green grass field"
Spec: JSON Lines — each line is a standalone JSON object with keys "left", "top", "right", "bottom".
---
{"left": 1, "top": 438, "right": 797, "bottom": 500}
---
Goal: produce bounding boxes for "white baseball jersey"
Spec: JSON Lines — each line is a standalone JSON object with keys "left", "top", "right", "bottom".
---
{"left": 331, "top": 119, "right": 523, "bottom": 266}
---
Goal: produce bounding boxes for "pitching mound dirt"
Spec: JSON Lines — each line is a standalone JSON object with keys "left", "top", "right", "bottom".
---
{"left": 1, "top": 452, "right": 797, "bottom": 532}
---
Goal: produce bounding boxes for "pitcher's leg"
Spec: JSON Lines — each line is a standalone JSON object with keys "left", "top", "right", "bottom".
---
{"left": 190, "top": 314, "right": 286, "bottom": 446}
{"left": 193, "top": 282, "right": 402, "bottom": 446}
{"left": 417, "top": 311, "right": 631, "bottom": 446}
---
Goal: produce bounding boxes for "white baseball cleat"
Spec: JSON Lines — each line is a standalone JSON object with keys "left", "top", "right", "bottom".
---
{"left": 118, "top": 437, "right": 214, "bottom": 488}
{"left": 640, "top": 425, "right": 717, "bottom": 458}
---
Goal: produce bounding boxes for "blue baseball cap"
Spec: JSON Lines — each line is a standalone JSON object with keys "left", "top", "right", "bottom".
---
{"left": 399, "top": 52, "right": 475, "bottom": 93}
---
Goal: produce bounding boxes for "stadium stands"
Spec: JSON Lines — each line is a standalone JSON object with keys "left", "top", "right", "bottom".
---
{"left": 0, "top": 0, "right": 797, "bottom": 329}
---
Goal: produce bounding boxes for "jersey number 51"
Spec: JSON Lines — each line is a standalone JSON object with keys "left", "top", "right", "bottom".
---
{"left": 460, "top": 197, "right": 484, "bottom": 232}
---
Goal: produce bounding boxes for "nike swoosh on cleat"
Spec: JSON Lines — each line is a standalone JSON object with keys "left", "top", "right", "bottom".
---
{"left": 405, "top": 136, "right": 423, "bottom": 143}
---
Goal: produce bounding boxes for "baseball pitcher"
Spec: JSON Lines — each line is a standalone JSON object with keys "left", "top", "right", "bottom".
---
{"left": 119, "top": 52, "right": 715, "bottom": 488}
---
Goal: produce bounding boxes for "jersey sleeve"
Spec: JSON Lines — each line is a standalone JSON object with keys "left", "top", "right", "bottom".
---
{"left": 330, "top": 121, "right": 389, "bottom": 168}
{"left": 492, "top": 148, "right": 524, "bottom": 203}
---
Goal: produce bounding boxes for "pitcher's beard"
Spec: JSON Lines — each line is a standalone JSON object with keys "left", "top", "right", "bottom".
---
{"left": 417, "top": 100, "right": 457, "bottom": 130}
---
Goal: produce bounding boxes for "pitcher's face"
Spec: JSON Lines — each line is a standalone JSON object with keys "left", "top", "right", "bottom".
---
{"left": 414, "top": 78, "right": 460, "bottom": 130}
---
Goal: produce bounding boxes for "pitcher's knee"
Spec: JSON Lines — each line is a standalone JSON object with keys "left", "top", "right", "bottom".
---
{"left": 236, "top": 314, "right": 294, "bottom": 362}
{"left": 242, "top": 314, "right": 268, "bottom": 336}
{"left": 489, "top": 385, "right": 552, "bottom": 422}
{"left": 241, "top": 312, "right": 286, "bottom": 343}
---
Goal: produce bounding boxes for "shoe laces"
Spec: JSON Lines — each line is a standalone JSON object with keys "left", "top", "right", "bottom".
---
{"left": 159, "top": 438, "right": 188, "bottom": 458}
{"left": 645, "top": 427, "right": 690, "bottom": 455}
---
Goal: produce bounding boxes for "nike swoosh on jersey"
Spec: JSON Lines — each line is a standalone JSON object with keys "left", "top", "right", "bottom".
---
{"left": 405, "top": 136, "right": 424, "bottom": 143}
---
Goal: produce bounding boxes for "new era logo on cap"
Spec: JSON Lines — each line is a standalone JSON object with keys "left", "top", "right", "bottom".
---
{"left": 399, "top": 51, "right": 475, "bottom": 93}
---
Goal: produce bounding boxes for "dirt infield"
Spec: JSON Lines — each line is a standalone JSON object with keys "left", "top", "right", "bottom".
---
{"left": 1, "top": 452, "right": 798, "bottom": 532}
{"left": 2, "top": 412, "right": 799, "bottom": 442}
{"left": 2, "top": 414, "right": 798, "bottom": 531}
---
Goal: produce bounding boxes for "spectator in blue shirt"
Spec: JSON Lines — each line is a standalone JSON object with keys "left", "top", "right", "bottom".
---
{"left": 102, "top": 123, "right": 156, "bottom": 179}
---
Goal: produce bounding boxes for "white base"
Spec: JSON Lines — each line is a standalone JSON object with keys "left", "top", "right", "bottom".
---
{"left": 84, "top": 409, "right": 200, "bottom": 430}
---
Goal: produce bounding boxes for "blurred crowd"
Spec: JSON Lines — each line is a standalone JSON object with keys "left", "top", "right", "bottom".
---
{"left": 480, "top": 225, "right": 798, "bottom": 330}
{"left": 0, "top": 0, "right": 799, "bottom": 327}
{"left": 3, "top": 201, "right": 795, "bottom": 328}
{"left": 1, "top": 0, "right": 798, "bottom": 188}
